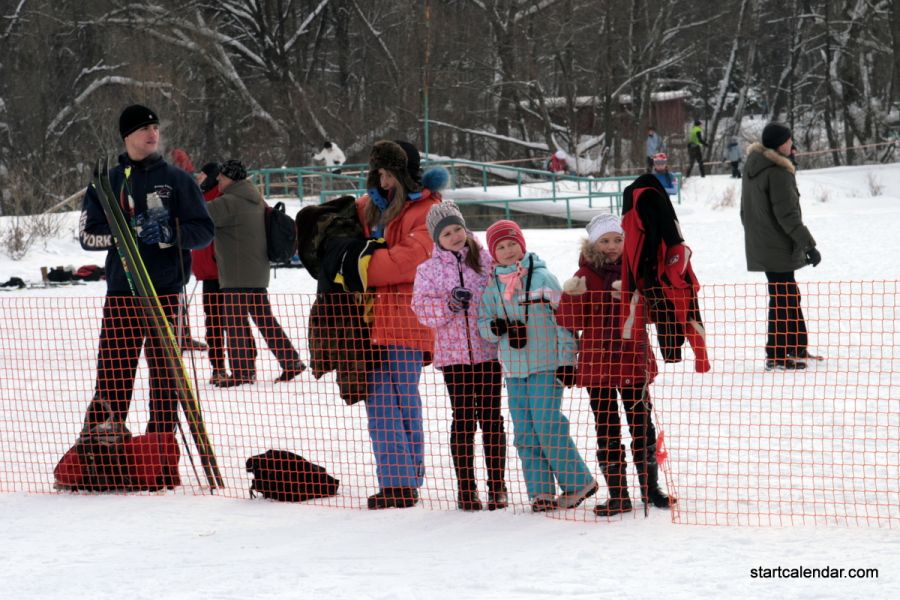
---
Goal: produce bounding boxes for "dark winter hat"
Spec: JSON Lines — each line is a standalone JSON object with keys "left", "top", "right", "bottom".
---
{"left": 693, "top": 119, "right": 701, "bottom": 126}
{"left": 426, "top": 200, "right": 466, "bottom": 243}
{"left": 762, "top": 122, "right": 792, "bottom": 150}
{"left": 486, "top": 219, "right": 526, "bottom": 261}
{"left": 220, "top": 159, "right": 247, "bottom": 181}
{"left": 119, "top": 104, "right": 159, "bottom": 139}
{"left": 199, "top": 162, "right": 221, "bottom": 192}
{"left": 366, "top": 140, "right": 420, "bottom": 192}
{"left": 394, "top": 140, "right": 422, "bottom": 184}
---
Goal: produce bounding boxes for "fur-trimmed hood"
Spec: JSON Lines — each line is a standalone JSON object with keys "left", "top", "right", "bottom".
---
{"left": 745, "top": 142, "right": 795, "bottom": 178}
{"left": 579, "top": 238, "right": 619, "bottom": 272}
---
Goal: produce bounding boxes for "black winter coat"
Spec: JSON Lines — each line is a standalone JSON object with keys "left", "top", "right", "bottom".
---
{"left": 79, "top": 153, "right": 214, "bottom": 295}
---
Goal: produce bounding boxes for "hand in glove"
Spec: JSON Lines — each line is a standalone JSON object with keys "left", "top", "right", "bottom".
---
{"left": 556, "top": 365, "right": 576, "bottom": 387}
{"left": 136, "top": 210, "right": 174, "bottom": 245}
{"left": 490, "top": 318, "right": 509, "bottom": 337}
{"left": 805, "top": 247, "right": 821, "bottom": 267}
{"left": 448, "top": 287, "right": 472, "bottom": 313}
{"left": 562, "top": 276, "right": 587, "bottom": 296}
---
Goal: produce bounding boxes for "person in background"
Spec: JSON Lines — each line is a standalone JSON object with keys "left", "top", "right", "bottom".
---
{"left": 478, "top": 219, "right": 598, "bottom": 513}
{"left": 78, "top": 104, "right": 214, "bottom": 437}
{"left": 313, "top": 141, "right": 346, "bottom": 174}
{"left": 168, "top": 146, "right": 206, "bottom": 352}
{"left": 413, "top": 200, "right": 508, "bottom": 511}
{"left": 723, "top": 136, "right": 742, "bottom": 178}
{"left": 192, "top": 162, "right": 227, "bottom": 384}
{"left": 206, "top": 159, "right": 306, "bottom": 387}
{"left": 549, "top": 149, "right": 568, "bottom": 174}
{"left": 651, "top": 153, "right": 678, "bottom": 196}
{"left": 740, "top": 122, "right": 821, "bottom": 370}
{"left": 646, "top": 126, "right": 664, "bottom": 172}
{"left": 686, "top": 119, "right": 706, "bottom": 178}
{"left": 557, "top": 214, "right": 674, "bottom": 515}
{"left": 355, "top": 140, "right": 445, "bottom": 510}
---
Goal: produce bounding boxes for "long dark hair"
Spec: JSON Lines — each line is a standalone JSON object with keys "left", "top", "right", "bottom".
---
{"left": 464, "top": 235, "right": 483, "bottom": 274}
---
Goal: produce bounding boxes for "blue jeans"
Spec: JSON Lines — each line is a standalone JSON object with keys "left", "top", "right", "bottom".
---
{"left": 506, "top": 371, "right": 594, "bottom": 499}
{"left": 365, "top": 346, "right": 424, "bottom": 489}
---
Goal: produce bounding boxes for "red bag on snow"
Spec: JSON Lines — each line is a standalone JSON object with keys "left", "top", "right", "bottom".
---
{"left": 54, "top": 432, "right": 181, "bottom": 492}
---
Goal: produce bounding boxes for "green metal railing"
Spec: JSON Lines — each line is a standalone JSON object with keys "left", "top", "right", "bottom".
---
{"left": 251, "top": 159, "right": 682, "bottom": 226}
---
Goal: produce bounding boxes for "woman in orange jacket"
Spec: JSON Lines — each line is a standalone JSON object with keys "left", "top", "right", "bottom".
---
{"left": 354, "top": 140, "right": 448, "bottom": 509}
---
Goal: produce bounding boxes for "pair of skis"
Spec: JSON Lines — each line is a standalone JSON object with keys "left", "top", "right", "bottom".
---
{"left": 92, "top": 157, "right": 223, "bottom": 490}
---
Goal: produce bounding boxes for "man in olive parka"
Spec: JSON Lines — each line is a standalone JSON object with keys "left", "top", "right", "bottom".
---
{"left": 740, "top": 122, "right": 821, "bottom": 370}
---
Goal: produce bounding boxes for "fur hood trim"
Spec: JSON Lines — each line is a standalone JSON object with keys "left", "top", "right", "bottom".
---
{"left": 747, "top": 142, "right": 795, "bottom": 174}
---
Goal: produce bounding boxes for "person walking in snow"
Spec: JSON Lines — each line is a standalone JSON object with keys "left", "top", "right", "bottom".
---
{"left": 413, "top": 201, "right": 508, "bottom": 511}
{"left": 740, "top": 122, "right": 821, "bottom": 370}
{"left": 206, "top": 159, "right": 306, "bottom": 387}
{"left": 723, "top": 136, "right": 742, "bottom": 178}
{"left": 556, "top": 214, "right": 674, "bottom": 515}
{"left": 191, "top": 162, "right": 228, "bottom": 384}
{"left": 313, "top": 141, "right": 346, "bottom": 173}
{"left": 646, "top": 126, "right": 665, "bottom": 172}
{"left": 78, "top": 104, "right": 214, "bottom": 437}
{"left": 686, "top": 119, "right": 706, "bottom": 177}
{"left": 478, "top": 219, "right": 598, "bottom": 513}
{"left": 355, "top": 140, "right": 446, "bottom": 510}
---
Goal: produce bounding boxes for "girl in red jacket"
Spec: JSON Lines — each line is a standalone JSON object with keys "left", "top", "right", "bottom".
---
{"left": 556, "top": 213, "right": 674, "bottom": 516}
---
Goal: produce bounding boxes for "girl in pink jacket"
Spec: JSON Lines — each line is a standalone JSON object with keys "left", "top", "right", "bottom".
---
{"left": 413, "top": 201, "right": 508, "bottom": 511}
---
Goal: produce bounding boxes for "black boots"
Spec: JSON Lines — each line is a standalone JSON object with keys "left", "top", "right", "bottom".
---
{"left": 594, "top": 462, "right": 633, "bottom": 516}
{"left": 367, "top": 487, "right": 419, "bottom": 510}
{"left": 637, "top": 445, "right": 676, "bottom": 509}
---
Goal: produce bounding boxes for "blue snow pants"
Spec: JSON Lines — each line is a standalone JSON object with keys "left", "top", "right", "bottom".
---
{"left": 506, "top": 371, "right": 594, "bottom": 499}
{"left": 365, "top": 346, "right": 425, "bottom": 489}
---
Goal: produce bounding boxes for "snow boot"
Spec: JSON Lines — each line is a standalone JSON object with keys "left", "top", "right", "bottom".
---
{"left": 367, "top": 487, "right": 419, "bottom": 510}
{"left": 636, "top": 444, "right": 676, "bottom": 510}
{"left": 594, "top": 462, "right": 633, "bottom": 517}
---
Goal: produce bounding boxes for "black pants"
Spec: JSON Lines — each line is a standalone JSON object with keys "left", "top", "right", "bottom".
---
{"left": 687, "top": 145, "right": 705, "bottom": 177}
{"left": 84, "top": 294, "right": 181, "bottom": 434}
{"left": 440, "top": 360, "right": 507, "bottom": 494}
{"left": 222, "top": 288, "right": 300, "bottom": 378}
{"left": 730, "top": 161, "right": 741, "bottom": 178}
{"left": 202, "top": 279, "right": 226, "bottom": 372}
{"left": 588, "top": 386, "right": 657, "bottom": 466}
{"left": 764, "top": 271, "right": 808, "bottom": 359}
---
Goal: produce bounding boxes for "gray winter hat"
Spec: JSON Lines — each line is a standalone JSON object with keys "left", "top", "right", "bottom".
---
{"left": 426, "top": 200, "right": 466, "bottom": 243}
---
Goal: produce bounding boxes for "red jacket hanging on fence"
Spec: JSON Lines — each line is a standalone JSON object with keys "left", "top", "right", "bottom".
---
{"left": 355, "top": 189, "right": 439, "bottom": 355}
{"left": 556, "top": 244, "right": 657, "bottom": 388}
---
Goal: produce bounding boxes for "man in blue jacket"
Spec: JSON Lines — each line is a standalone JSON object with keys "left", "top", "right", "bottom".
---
{"left": 78, "top": 104, "right": 214, "bottom": 437}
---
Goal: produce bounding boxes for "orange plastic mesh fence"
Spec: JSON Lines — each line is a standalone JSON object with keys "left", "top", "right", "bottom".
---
{"left": 0, "top": 283, "right": 896, "bottom": 526}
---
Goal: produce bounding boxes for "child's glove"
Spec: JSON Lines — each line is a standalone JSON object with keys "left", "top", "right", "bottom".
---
{"left": 664, "top": 244, "right": 692, "bottom": 288}
{"left": 805, "top": 247, "right": 821, "bottom": 267}
{"left": 562, "top": 276, "right": 587, "bottom": 296}
{"left": 448, "top": 286, "right": 472, "bottom": 312}
{"left": 611, "top": 279, "right": 622, "bottom": 300}
{"left": 490, "top": 318, "right": 509, "bottom": 337}
{"left": 555, "top": 365, "right": 576, "bottom": 387}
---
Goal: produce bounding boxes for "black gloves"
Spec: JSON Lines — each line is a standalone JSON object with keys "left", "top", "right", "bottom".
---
{"left": 805, "top": 247, "right": 821, "bottom": 267}
{"left": 556, "top": 365, "right": 576, "bottom": 387}
{"left": 490, "top": 318, "right": 508, "bottom": 337}
{"left": 448, "top": 287, "right": 472, "bottom": 313}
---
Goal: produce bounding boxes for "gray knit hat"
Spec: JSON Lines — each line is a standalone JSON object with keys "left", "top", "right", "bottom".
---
{"left": 426, "top": 200, "right": 466, "bottom": 243}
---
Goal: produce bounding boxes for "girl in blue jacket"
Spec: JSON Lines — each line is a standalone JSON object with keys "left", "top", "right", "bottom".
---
{"left": 477, "top": 220, "right": 597, "bottom": 512}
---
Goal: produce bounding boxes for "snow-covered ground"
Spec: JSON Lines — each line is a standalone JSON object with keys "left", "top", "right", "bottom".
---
{"left": 1, "top": 163, "right": 898, "bottom": 598}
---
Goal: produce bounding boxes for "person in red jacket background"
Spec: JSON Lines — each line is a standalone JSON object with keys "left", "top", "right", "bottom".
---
{"left": 192, "top": 162, "right": 226, "bottom": 384}
{"left": 557, "top": 213, "right": 674, "bottom": 516}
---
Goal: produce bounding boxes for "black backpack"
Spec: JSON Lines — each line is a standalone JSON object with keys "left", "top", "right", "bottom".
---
{"left": 246, "top": 449, "right": 340, "bottom": 502}
{"left": 265, "top": 202, "right": 297, "bottom": 264}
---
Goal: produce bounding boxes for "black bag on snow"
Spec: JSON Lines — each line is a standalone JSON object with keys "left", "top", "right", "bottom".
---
{"left": 265, "top": 202, "right": 298, "bottom": 264}
{"left": 246, "top": 449, "right": 340, "bottom": 502}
